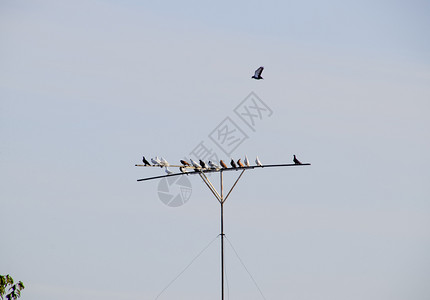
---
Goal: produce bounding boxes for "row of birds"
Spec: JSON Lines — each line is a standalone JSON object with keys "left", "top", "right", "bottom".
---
{"left": 138, "top": 67, "right": 264, "bottom": 175}
{"left": 142, "top": 155, "right": 302, "bottom": 175}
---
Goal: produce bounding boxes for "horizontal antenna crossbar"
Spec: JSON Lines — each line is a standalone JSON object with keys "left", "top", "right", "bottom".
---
{"left": 136, "top": 163, "right": 310, "bottom": 182}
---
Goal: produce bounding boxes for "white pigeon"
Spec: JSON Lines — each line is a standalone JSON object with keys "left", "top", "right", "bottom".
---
{"left": 255, "top": 156, "right": 263, "bottom": 166}
{"left": 151, "top": 157, "right": 162, "bottom": 166}
{"left": 208, "top": 160, "right": 220, "bottom": 170}
{"left": 244, "top": 156, "right": 250, "bottom": 167}
{"left": 190, "top": 158, "right": 201, "bottom": 169}
{"left": 165, "top": 167, "right": 173, "bottom": 175}
{"left": 179, "top": 167, "right": 189, "bottom": 174}
{"left": 160, "top": 157, "right": 170, "bottom": 167}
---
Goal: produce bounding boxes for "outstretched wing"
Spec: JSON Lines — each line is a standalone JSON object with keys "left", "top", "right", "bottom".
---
{"left": 254, "top": 66, "right": 264, "bottom": 77}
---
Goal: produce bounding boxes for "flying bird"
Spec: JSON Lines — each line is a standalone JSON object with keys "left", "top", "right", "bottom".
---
{"left": 160, "top": 157, "right": 170, "bottom": 167}
{"left": 199, "top": 159, "right": 208, "bottom": 169}
{"left": 237, "top": 158, "right": 244, "bottom": 168}
{"left": 255, "top": 156, "right": 263, "bottom": 166}
{"left": 244, "top": 156, "right": 250, "bottom": 167}
{"left": 190, "top": 158, "right": 201, "bottom": 169}
{"left": 180, "top": 159, "right": 191, "bottom": 167}
{"left": 142, "top": 156, "right": 151, "bottom": 166}
{"left": 165, "top": 167, "right": 173, "bottom": 175}
{"left": 220, "top": 160, "right": 228, "bottom": 169}
{"left": 293, "top": 155, "right": 302, "bottom": 165}
{"left": 151, "top": 157, "right": 162, "bottom": 166}
{"left": 230, "top": 159, "right": 237, "bottom": 168}
{"left": 252, "top": 66, "right": 264, "bottom": 80}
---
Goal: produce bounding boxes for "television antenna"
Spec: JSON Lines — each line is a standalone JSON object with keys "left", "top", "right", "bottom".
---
{"left": 136, "top": 159, "right": 311, "bottom": 299}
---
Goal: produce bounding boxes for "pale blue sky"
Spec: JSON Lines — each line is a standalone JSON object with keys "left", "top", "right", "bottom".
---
{"left": 1, "top": 1, "right": 429, "bottom": 299}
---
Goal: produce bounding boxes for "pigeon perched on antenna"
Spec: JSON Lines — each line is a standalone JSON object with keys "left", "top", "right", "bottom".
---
{"left": 230, "top": 159, "right": 237, "bottom": 168}
{"left": 244, "top": 156, "right": 250, "bottom": 167}
{"left": 252, "top": 66, "right": 264, "bottom": 80}
{"left": 160, "top": 157, "right": 170, "bottom": 167}
{"left": 142, "top": 156, "right": 151, "bottom": 166}
{"left": 255, "top": 156, "right": 263, "bottom": 166}
{"left": 151, "top": 157, "right": 162, "bottom": 167}
{"left": 237, "top": 159, "right": 244, "bottom": 168}
{"left": 220, "top": 160, "right": 228, "bottom": 169}
{"left": 199, "top": 160, "right": 208, "bottom": 169}
{"left": 180, "top": 159, "right": 191, "bottom": 167}
{"left": 190, "top": 159, "right": 201, "bottom": 169}
{"left": 293, "top": 155, "right": 302, "bottom": 165}
{"left": 208, "top": 161, "right": 220, "bottom": 170}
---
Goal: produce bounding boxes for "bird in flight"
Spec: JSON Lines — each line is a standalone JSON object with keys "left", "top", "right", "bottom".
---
{"left": 255, "top": 156, "right": 263, "bottom": 166}
{"left": 142, "top": 156, "right": 151, "bottom": 166}
{"left": 244, "top": 156, "right": 250, "bottom": 167}
{"left": 293, "top": 155, "right": 302, "bottom": 165}
{"left": 252, "top": 66, "right": 264, "bottom": 80}
{"left": 237, "top": 159, "right": 244, "bottom": 168}
{"left": 220, "top": 160, "right": 228, "bottom": 169}
{"left": 180, "top": 159, "right": 191, "bottom": 167}
{"left": 230, "top": 159, "right": 237, "bottom": 168}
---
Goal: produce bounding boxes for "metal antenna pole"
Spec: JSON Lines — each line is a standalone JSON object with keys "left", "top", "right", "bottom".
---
{"left": 220, "top": 171, "right": 224, "bottom": 300}
{"left": 137, "top": 161, "right": 310, "bottom": 299}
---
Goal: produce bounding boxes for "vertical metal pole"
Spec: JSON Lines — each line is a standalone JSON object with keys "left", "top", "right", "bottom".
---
{"left": 220, "top": 171, "right": 224, "bottom": 300}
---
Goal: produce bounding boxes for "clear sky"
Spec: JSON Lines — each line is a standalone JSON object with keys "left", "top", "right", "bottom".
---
{"left": 1, "top": 0, "right": 429, "bottom": 299}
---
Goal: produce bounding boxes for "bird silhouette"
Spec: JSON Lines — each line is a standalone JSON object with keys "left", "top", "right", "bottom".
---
{"left": 199, "top": 160, "right": 208, "bottom": 169}
{"left": 255, "top": 156, "right": 263, "bottom": 166}
{"left": 180, "top": 159, "right": 191, "bottom": 167}
{"left": 220, "top": 160, "right": 228, "bottom": 169}
{"left": 252, "top": 66, "right": 264, "bottom": 80}
{"left": 142, "top": 156, "right": 151, "bottom": 166}
{"left": 230, "top": 159, "right": 237, "bottom": 168}
{"left": 293, "top": 155, "right": 302, "bottom": 165}
{"left": 237, "top": 158, "right": 244, "bottom": 168}
{"left": 244, "top": 156, "right": 250, "bottom": 167}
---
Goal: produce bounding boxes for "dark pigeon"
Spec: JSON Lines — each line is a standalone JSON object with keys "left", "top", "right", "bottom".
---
{"left": 142, "top": 156, "right": 151, "bottom": 166}
{"left": 199, "top": 159, "right": 207, "bottom": 169}
{"left": 293, "top": 155, "right": 302, "bottom": 165}
{"left": 230, "top": 159, "right": 237, "bottom": 168}
{"left": 252, "top": 66, "right": 264, "bottom": 80}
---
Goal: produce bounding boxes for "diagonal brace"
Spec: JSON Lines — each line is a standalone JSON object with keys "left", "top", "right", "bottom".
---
{"left": 223, "top": 169, "right": 246, "bottom": 203}
{"left": 199, "top": 173, "right": 222, "bottom": 203}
